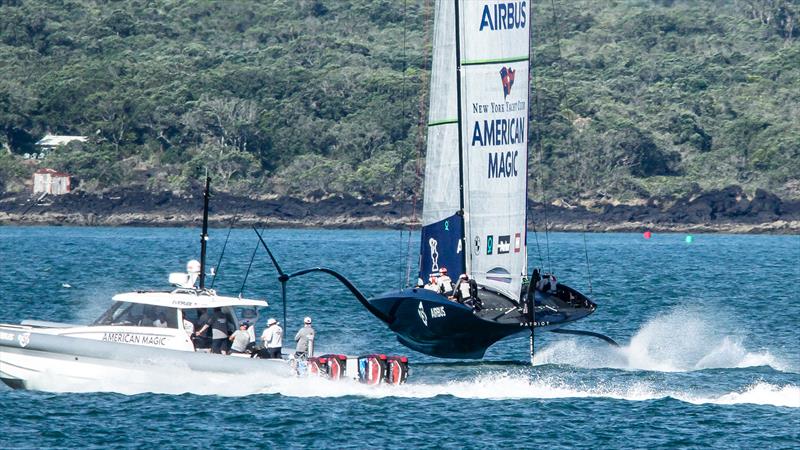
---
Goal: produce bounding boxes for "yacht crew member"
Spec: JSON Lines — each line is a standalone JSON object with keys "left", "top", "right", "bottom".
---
{"left": 537, "top": 273, "right": 557, "bottom": 293}
{"left": 229, "top": 322, "right": 252, "bottom": 354}
{"left": 423, "top": 275, "right": 439, "bottom": 292}
{"left": 261, "top": 318, "right": 283, "bottom": 359}
{"left": 437, "top": 267, "right": 453, "bottom": 294}
{"left": 195, "top": 307, "right": 230, "bottom": 354}
{"left": 453, "top": 274, "right": 471, "bottom": 303}
{"left": 294, "top": 316, "right": 315, "bottom": 360}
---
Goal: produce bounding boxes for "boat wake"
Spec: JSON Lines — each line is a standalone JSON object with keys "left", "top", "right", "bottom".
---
{"left": 19, "top": 363, "right": 799, "bottom": 408}
{"left": 260, "top": 373, "right": 799, "bottom": 408}
{"left": 411, "top": 377, "right": 798, "bottom": 408}
{"left": 534, "top": 307, "right": 794, "bottom": 373}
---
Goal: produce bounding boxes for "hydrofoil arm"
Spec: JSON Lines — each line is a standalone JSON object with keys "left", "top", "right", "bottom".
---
{"left": 549, "top": 328, "right": 619, "bottom": 347}
{"left": 253, "top": 228, "right": 391, "bottom": 324}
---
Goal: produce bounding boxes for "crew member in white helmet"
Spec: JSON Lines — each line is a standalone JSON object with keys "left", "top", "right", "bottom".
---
{"left": 437, "top": 267, "right": 453, "bottom": 294}
{"left": 294, "top": 316, "right": 316, "bottom": 360}
{"left": 261, "top": 318, "right": 283, "bottom": 359}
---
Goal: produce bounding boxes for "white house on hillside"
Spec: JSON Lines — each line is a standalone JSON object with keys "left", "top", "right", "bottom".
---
{"left": 35, "top": 134, "right": 87, "bottom": 150}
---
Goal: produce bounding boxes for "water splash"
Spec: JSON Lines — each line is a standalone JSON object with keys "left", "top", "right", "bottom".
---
{"left": 271, "top": 375, "right": 799, "bottom": 408}
{"left": 534, "top": 307, "right": 792, "bottom": 373}
{"left": 677, "top": 382, "right": 800, "bottom": 408}
{"left": 23, "top": 364, "right": 799, "bottom": 408}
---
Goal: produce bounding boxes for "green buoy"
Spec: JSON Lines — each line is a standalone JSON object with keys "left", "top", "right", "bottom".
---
{"left": 685, "top": 235, "right": 694, "bottom": 243}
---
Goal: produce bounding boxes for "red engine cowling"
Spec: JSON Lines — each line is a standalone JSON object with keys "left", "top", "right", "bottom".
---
{"left": 308, "top": 354, "right": 347, "bottom": 379}
{"left": 385, "top": 356, "right": 409, "bottom": 385}
{"left": 307, "top": 356, "right": 329, "bottom": 377}
{"left": 357, "top": 354, "right": 387, "bottom": 385}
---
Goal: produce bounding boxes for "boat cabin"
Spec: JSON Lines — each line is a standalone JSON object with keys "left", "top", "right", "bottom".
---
{"left": 87, "top": 289, "right": 268, "bottom": 351}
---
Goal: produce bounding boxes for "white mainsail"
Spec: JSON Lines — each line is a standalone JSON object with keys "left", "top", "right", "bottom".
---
{"left": 421, "top": 0, "right": 529, "bottom": 301}
{"left": 460, "top": 0, "right": 529, "bottom": 300}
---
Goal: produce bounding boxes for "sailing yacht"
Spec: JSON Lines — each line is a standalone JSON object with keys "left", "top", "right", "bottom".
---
{"left": 365, "top": 0, "right": 604, "bottom": 358}
{"left": 256, "top": 1, "right": 611, "bottom": 359}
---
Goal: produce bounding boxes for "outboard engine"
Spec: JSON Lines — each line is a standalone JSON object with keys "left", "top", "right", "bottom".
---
{"left": 320, "top": 354, "right": 347, "bottom": 380}
{"left": 385, "top": 356, "right": 409, "bottom": 385}
{"left": 357, "top": 354, "right": 388, "bottom": 385}
{"left": 308, "top": 356, "right": 330, "bottom": 377}
{"left": 307, "top": 354, "right": 347, "bottom": 379}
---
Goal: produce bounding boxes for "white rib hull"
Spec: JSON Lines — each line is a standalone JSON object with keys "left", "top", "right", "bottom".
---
{"left": 0, "top": 324, "right": 294, "bottom": 392}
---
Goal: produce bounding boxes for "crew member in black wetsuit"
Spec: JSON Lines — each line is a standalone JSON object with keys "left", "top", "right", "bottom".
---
{"left": 194, "top": 307, "right": 231, "bottom": 354}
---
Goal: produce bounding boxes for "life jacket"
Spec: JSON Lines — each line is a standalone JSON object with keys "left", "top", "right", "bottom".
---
{"left": 438, "top": 275, "right": 453, "bottom": 294}
{"left": 458, "top": 280, "right": 471, "bottom": 299}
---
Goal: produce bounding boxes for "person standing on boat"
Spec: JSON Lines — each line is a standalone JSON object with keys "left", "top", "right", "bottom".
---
{"left": 437, "top": 267, "right": 453, "bottom": 295}
{"left": 294, "top": 316, "right": 315, "bottom": 360}
{"left": 229, "top": 322, "right": 252, "bottom": 354}
{"left": 261, "top": 318, "right": 283, "bottom": 359}
{"left": 194, "top": 307, "right": 231, "bottom": 354}
{"left": 180, "top": 310, "right": 195, "bottom": 338}
{"left": 193, "top": 309, "right": 211, "bottom": 349}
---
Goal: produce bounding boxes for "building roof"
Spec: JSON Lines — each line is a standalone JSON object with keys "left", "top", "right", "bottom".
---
{"left": 35, "top": 168, "right": 71, "bottom": 177}
{"left": 35, "top": 134, "right": 88, "bottom": 147}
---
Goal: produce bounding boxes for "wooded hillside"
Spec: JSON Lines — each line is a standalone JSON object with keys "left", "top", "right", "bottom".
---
{"left": 1, "top": 0, "right": 797, "bottom": 202}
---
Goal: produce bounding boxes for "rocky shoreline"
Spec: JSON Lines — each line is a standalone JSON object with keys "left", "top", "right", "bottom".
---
{"left": 1, "top": 185, "right": 799, "bottom": 234}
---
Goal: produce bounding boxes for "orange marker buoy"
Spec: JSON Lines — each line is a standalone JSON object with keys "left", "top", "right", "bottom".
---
{"left": 643, "top": 231, "right": 652, "bottom": 239}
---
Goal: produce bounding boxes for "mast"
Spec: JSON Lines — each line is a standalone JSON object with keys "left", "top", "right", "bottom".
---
{"left": 453, "top": 0, "right": 467, "bottom": 277}
{"left": 199, "top": 176, "right": 210, "bottom": 289}
{"left": 525, "top": 0, "right": 533, "bottom": 265}
{"left": 416, "top": 0, "right": 468, "bottom": 283}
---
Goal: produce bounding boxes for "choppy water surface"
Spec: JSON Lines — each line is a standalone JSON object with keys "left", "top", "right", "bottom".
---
{"left": 0, "top": 227, "right": 798, "bottom": 448}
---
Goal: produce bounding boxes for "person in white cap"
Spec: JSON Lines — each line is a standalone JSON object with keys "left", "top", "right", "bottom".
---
{"left": 294, "top": 317, "right": 316, "bottom": 360}
{"left": 261, "top": 318, "right": 283, "bottom": 359}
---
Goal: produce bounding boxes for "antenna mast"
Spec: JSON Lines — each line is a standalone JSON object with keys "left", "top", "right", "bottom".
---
{"left": 199, "top": 176, "right": 211, "bottom": 289}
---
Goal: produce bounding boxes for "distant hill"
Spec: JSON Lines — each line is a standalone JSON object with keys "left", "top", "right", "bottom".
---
{"left": 1, "top": 0, "right": 798, "bottom": 204}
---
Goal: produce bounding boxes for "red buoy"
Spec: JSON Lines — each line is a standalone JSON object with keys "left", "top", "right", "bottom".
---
{"left": 643, "top": 231, "right": 652, "bottom": 239}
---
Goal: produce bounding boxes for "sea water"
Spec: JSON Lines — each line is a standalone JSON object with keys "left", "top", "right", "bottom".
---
{"left": 0, "top": 227, "right": 798, "bottom": 448}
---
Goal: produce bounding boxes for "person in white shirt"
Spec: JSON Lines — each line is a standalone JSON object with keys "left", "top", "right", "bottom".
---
{"left": 261, "top": 318, "right": 283, "bottom": 359}
{"left": 153, "top": 312, "right": 169, "bottom": 328}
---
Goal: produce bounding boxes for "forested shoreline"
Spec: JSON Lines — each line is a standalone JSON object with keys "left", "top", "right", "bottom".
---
{"left": 1, "top": 0, "right": 798, "bottom": 207}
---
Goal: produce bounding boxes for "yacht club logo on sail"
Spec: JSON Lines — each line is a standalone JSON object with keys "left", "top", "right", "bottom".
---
{"left": 500, "top": 67, "right": 515, "bottom": 98}
{"left": 429, "top": 238, "right": 439, "bottom": 273}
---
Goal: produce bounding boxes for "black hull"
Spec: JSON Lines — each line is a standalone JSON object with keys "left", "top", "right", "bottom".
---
{"left": 368, "top": 284, "right": 596, "bottom": 359}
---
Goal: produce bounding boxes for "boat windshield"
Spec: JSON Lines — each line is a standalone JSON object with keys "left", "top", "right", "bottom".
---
{"left": 93, "top": 301, "right": 179, "bottom": 328}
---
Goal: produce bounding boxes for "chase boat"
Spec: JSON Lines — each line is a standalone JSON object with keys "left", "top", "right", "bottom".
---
{"left": 0, "top": 263, "right": 291, "bottom": 391}
{"left": 0, "top": 178, "right": 409, "bottom": 391}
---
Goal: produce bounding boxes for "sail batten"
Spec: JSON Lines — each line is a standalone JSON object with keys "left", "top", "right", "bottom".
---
{"left": 462, "top": 56, "right": 529, "bottom": 65}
